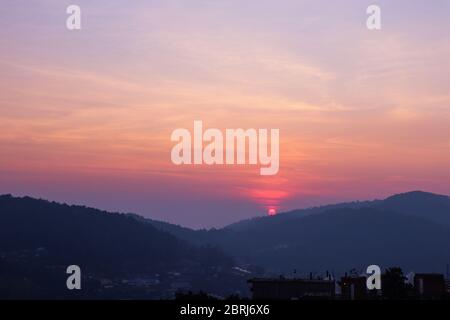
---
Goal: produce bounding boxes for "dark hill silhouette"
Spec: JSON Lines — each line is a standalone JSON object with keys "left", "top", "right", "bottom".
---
{"left": 224, "top": 191, "right": 450, "bottom": 231}
{"left": 375, "top": 191, "right": 450, "bottom": 226}
{"left": 139, "top": 191, "right": 450, "bottom": 274}
{"left": 2, "top": 190, "right": 450, "bottom": 295}
{"left": 0, "top": 195, "right": 231, "bottom": 274}
{"left": 212, "top": 208, "right": 450, "bottom": 274}
{"left": 0, "top": 195, "right": 240, "bottom": 299}
{"left": 225, "top": 199, "right": 380, "bottom": 232}
{"left": 127, "top": 213, "right": 229, "bottom": 247}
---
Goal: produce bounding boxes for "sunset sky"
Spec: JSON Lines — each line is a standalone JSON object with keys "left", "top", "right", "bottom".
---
{"left": 1, "top": 0, "right": 449, "bottom": 228}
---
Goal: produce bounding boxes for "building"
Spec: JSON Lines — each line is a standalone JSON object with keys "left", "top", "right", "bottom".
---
{"left": 339, "top": 276, "right": 369, "bottom": 300}
{"left": 414, "top": 274, "right": 446, "bottom": 299}
{"left": 248, "top": 277, "right": 335, "bottom": 300}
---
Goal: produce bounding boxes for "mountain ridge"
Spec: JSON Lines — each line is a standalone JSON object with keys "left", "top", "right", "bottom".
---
{"left": 134, "top": 190, "right": 450, "bottom": 274}
{"left": 2, "top": 190, "right": 450, "bottom": 277}
{"left": 0, "top": 194, "right": 246, "bottom": 299}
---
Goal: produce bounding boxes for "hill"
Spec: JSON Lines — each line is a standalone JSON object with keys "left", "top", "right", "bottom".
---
{"left": 142, "top": 191, "right": 450, "bottom": 275}
{"left": 0, "top": 195, "right": 246, "bottom": 299}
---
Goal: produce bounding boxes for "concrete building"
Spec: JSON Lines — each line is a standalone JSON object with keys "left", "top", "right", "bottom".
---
{"left": 414, "top": 274, "right": 446, "bottom": 299}
{"left": 340, "top": 276, "right": 368, "bottom": 300}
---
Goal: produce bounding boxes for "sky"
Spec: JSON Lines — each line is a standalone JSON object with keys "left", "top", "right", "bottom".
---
{"left": 1, "top": 0, "right": 449, "bottom": 228}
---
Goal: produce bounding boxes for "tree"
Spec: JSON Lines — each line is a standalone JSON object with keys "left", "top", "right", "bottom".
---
{"left": 382, "top": 267, "right": 410, "bottom": 299}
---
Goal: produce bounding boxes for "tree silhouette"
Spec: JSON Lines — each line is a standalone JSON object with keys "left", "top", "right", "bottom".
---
{"left": 382, "top": 267, "right": 410, "bottom": 299}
